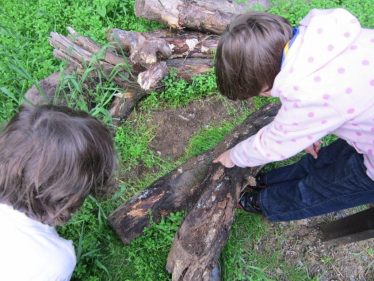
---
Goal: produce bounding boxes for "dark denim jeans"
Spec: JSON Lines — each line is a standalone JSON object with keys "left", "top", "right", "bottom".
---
{"left": 259, "top": 139, "right": 374, "bottom": 221}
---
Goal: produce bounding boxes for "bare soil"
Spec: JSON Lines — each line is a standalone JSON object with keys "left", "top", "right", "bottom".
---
{"left": 259, "top": 210, "right": 374, "bottom": 281}
{"left": 147, "top": 96, "right": 246, "bottom": 160}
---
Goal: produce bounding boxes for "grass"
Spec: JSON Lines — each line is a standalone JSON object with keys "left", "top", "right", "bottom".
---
{"left": 185, "top": 109, "right": 250, "bottom": 158}
{"left": 222, "top": 212, "right": 318, "bottom": 281}
{"left": 1, "top": 0, "right": 374, "bottom": 280}
{"left": 141, "top": 69, "right": 218, "bottom": 110}
{"left": 0, "top": 0, "right": 162, "bottom": 122}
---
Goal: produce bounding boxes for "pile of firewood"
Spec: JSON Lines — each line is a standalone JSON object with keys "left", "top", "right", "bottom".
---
{"left": 25, "top": 1, "right": 281, "bottom": 280}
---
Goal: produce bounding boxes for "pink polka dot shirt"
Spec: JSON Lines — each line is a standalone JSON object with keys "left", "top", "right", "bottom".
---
{"left": 230, "top": 9, "right": 374, "bottom": 180}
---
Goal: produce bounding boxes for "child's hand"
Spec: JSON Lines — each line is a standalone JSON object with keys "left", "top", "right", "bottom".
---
{"left": 304, "top": 141, "right": 321, "bottom": 159}
{"left": 213, "top": 150, "right": 235, "bottom": 168}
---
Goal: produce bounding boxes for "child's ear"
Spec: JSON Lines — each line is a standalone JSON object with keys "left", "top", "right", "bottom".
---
{"left": 259, "top": 85, "right": 272, "bottom": 97}
{"left": 259, "top": 91, "right": 271, "bottom": 97}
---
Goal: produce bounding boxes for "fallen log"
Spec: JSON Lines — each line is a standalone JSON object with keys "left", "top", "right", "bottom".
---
{"left": 108, "top": 103, "right": 280, "bottom": 244}
{"left": 50, "top": 28, "right": 218, "bottom": 86}
{"left": 135, "top": 0, "right": 271, "bottom": 34}
{"left": 166, "top": 164, "right": 254, "bottom": 281}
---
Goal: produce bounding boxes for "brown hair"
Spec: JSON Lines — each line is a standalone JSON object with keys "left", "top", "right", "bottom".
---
{"left": 215, "top": 12, "right": 292, "bottom": 100}
{"left": 0, "top": 105, "right": 116, "bottom": 226}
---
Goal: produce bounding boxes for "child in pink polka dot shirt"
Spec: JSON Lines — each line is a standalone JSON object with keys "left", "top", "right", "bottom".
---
{"left": 214, "top": 9, "right": 374, "bottom": 220}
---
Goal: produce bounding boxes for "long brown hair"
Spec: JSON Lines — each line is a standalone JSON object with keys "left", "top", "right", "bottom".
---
{"left": 0, "top": 105, "right": 116, "bottom": 226}
{"left": 215, "top": 12, "right": 292, "bottom": 100}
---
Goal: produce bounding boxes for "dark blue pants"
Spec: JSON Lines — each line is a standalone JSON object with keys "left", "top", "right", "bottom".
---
{"left": 259, "top": 139, "right": 374, "bottom": 221}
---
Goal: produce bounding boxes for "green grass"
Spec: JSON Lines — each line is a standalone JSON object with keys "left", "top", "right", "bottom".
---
{"left": 222, "top": 212, "right": 317, "bottom": 281}
{"left": 269, "top": 0, "right": 374, "bottom": 28}
{"left": 185, "top": 109, "right": 250, "bottom": 158}
{"left": 115, "top": 119, "right": 162, "bottom": 170}
{"left": 142, "top": 70, "right": 218, "bottom": 109}
{"left": 2, "top": 0, "right": 374, "bottom": 280}
{"left": 59, "top": 194, "right": 183, "bottom": 281}
{"left": 0, "top": 0, "right": 162, "bottom": 122}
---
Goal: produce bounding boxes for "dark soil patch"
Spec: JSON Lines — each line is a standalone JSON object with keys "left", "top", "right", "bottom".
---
{"left": 122, "top": 96, "right": 247, "bottom": 181}
{"left": 147, "top": 96, "right": 246, "bottom": 160}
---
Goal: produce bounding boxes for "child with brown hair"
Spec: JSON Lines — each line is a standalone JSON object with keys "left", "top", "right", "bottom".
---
{"left": 0, "top": 105, "right": 116, "bottom": 280}
{"left": 214, "top": 9, "right": 374, "bottom": 220}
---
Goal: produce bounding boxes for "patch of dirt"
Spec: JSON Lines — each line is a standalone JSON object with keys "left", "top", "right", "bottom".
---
{"left": 257, "top": 209, "right": 374, "bottom": 281}
{"left": 147, "top": 96, "right": 246, "bottom": 160}
{"left": 122, "top": 96, "right": 247, "bottom": 181}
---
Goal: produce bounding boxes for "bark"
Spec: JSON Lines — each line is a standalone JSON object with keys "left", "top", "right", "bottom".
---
{"left": 108, "top": 29, "right": 219, "bottom": 60}
{"left": 135, "top": 0, "right": 271, "bottom": 34}
{"left": 23, "top": 66, "right": 75, "bottom": 106}
{"left": 109, "top": 90, "right": 147, "bottom": 125}
{"left": 166, "top": 164, "right": 255, "bottom": 281}
{"left": 107, "top": 29, "right": 217, "bottom": 80}
{"left": 107, "top": 29, "right": 171, "bottom": 67}
{"left": 24, "top": 71, "right": 63, "bottom": 105}
{"left": 108, "top": 103, "right": 280, "bottom": 244}
{"left": 50, "top": 28, "right": 217, "bottom": 121}
{"left": 137, "top": 61, "right": 168, "bottom": 90}
{"left": 166, "top": 58, "right": 213, "bottom": 80}
{"left": 50, "top": 27, "right": 130, "bottom": 81}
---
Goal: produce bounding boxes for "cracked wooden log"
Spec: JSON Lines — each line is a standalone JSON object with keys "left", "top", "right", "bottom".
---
{"left": 108, "top": 103, "right": 280, "bottom": 244}
{"left": 107, "top": 29, "right": 171, "bottom": 67}
{"left": 137, "top": 61, "right": 168, "bottom": 90}
{"left": 166, "top": 164, "right": 254, "bottom": 281}
{"left": 135, "top": 0, "right": 271, "bottom": 34}
{"left": 50, "top": 27, "right": 131, "bottom": 83}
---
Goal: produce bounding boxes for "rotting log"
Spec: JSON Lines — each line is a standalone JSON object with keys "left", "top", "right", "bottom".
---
{"left": 135, "top": 0, "right": 271, "bottom": 34}
{"left": 107, "top": 28, "right": 218, "bottom": 80}
{"left": 166, "top": 164, "right": 255, "bottom": 281}
{"left": 108, "top": 103, "right": 280, "bottom": 244}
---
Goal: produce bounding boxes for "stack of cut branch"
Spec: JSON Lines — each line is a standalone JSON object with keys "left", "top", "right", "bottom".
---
{"left": 34, "top": 26, "right": 219, "bottom": 122}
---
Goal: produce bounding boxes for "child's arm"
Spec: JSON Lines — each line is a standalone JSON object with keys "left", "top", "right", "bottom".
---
{"left": 227, "top": 94, "right": 346, "bottom": 168}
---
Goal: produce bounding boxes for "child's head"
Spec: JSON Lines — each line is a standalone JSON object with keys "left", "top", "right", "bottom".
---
{"left": 0, "top": 105, "right": 116, "bottom": 226}
{"left": 215, "top": 12, "right": 292, "bottom": 100}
